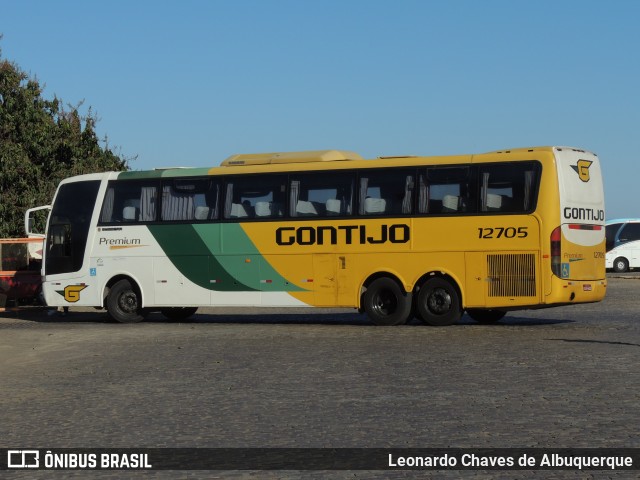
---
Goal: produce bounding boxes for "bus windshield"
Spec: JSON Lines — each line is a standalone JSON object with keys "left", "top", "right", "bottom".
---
{"left": 45, "top": 181, "right": 100, "bottom": 275}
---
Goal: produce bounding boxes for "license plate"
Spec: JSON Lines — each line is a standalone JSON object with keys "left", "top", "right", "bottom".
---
{"left": 583, "top": 284, "right": 592, "bottom": 291}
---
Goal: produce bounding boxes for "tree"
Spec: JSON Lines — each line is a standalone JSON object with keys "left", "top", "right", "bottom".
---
{"left": 0, "top": 46, "right": 130, "bottom": 237}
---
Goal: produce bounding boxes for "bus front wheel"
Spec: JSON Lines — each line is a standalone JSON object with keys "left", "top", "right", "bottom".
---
{"left": 363, "top": 277, "right": 413, "bottom": 326}
{"left": 107, "top": 279, "right": 147, "bottom": 323}
{"left": 416, "top": 277, "right": 462, "bottom": 326}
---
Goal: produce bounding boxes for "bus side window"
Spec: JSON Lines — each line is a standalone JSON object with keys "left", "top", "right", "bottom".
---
{"left": 419, "top": 167, "right": 471, "bottom": 214}
{"left": 223, "top": 175, "right": 287, "bottom": 220}
{"left": 478, "top": 162, "right": 539, "bottom": 214}
{"left": 161, "top": 179, "right": 218, "bottom": 222}
{"left": 289, "top": 172, "right": 354, "bottom": 218}
{"left": 100, "top": 181, "right": 158, "bottom": 224}
{"left": 358, "top": 169, "right": 414, "bottom": 216}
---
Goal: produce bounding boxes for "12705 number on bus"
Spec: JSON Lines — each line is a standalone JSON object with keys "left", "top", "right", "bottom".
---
{"left": 478, "top": 227, "right": 528, "bottom": 239}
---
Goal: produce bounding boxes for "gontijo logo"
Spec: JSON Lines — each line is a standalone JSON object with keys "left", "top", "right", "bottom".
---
{"left": 571, "top": 159, "right": 593, "bottom": 183}
{"left": 55, "top": 285, "right": 88, "bottom": 302}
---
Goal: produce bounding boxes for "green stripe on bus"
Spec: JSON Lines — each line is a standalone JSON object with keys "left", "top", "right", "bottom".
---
{"left": 147, "top": 224, "right": 256, "bottom": 291}
{"left": 193, "top": 224, "right": 305, "bottom": 292}
{"left": 147, "top": 224, "right": 304, "bottom": 292}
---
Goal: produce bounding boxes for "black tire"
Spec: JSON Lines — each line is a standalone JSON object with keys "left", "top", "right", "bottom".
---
{"left": 613, "top": 257, "right": 629, "bottom": 273}
{"left": 416, "top": 277, "right": 462, "bottom": 326}
{"left": 161, "top": 307, "right": 198, "bottom": 321}
{"left": 466, "top": 308, "right": 506, "bottom": 324}
{"left": 363, "top": 277, "right": 412, "bottom": 326}
{"left": 106, "top": 279, "right": 147, "bottom": 323}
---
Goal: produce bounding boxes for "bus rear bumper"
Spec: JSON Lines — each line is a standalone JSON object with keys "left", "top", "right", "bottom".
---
{"left": 546, "top": 277, "right": 607, "bottom": 305}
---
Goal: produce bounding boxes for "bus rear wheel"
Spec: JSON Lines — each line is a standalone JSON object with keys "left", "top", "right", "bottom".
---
{"left": 416, "top": 277, "right": 461, "bottom": 326}
{"left": 466, "top": 308, "right": 506, "bottom": 324}
{"left": 613, "top": 257, "right": 629, "bottom": 273}
{"left": 363, "top": 277, "right": 412, "bottom": 326}
{"left": 161, "top": 307, "right": 198, "bottom": 321}
{"left": 107, "top": 279, "right": 147, "bottom": 323}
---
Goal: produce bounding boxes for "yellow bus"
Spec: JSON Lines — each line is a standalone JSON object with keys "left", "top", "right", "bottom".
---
{"left": 39, "top": 146, "right": 606, "bottom": 325}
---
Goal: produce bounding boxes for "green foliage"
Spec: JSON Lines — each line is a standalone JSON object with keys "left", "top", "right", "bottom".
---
{"left": 0, "top": 48, "right": 130, "bottom": 237}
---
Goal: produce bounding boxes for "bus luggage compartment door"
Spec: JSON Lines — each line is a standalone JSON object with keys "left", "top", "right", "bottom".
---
{"left": 312, "top": 254, "right": 337, "bottom": 306}
{"left": 153, "top": 256, "right": 210, "bottom": 306}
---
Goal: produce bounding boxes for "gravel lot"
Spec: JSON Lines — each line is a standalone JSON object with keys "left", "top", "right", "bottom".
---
{"left": 1, "top": 274, "right": 639, "bottom": 478}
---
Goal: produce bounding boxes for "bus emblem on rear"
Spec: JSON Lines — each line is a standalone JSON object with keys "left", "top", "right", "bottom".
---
{"left": 571, "top": 159, "right": 593, "bottom": 182}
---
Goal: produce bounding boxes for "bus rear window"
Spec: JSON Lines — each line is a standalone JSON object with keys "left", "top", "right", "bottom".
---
{"left": 478, "top": 162, "right": 540, "bottom": 214}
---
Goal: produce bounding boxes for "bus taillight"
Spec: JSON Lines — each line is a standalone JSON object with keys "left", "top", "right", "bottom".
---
{"left": 551, "top": 226, "right": 562, "bottom": 277}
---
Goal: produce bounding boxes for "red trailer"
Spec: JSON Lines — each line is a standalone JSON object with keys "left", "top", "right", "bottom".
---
{"left": 0, "top": 237, "right": 44, "bottom": 309}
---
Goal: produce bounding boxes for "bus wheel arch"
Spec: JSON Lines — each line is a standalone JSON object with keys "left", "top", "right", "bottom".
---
{"left": 360, "top": 272, "right": 413, "bottom": 326}
{"left": 104, "top": 275, "right": 148, "bottom": 323}
{"left": 413, "top": 272, "right": 463, "bottom": 326}
{"left": 613, "top": 257, "right": 629, "bottom": 273}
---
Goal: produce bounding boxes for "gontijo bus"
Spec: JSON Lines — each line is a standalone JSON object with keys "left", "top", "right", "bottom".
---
{"left": 40, "top": 146, "right": 606, "bottom": 325}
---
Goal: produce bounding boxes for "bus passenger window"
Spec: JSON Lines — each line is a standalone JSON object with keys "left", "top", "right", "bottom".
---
{"left": 223, "top": 175, "right": 286, "bottom": 220}
{"left": 358, "top": 169, "right": 414, "bottom": 216}
{"left": 161, "top": 179, "right": 218, "bottom": 222}
{"left": 289, "top": 172, "right": 354, "bottom": 217}
{"left": 479, "top": 162, "right": 540, "bottom": 214}
{"left": 419, "top": 167, "right": 471, "bottom": 214}
{"left": 100, "top": 181, "right": 158, "bottom": 224}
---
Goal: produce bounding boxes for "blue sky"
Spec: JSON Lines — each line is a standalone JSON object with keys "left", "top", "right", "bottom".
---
{"left": 2, "top": 0, "right": 639, "bottom": 218}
